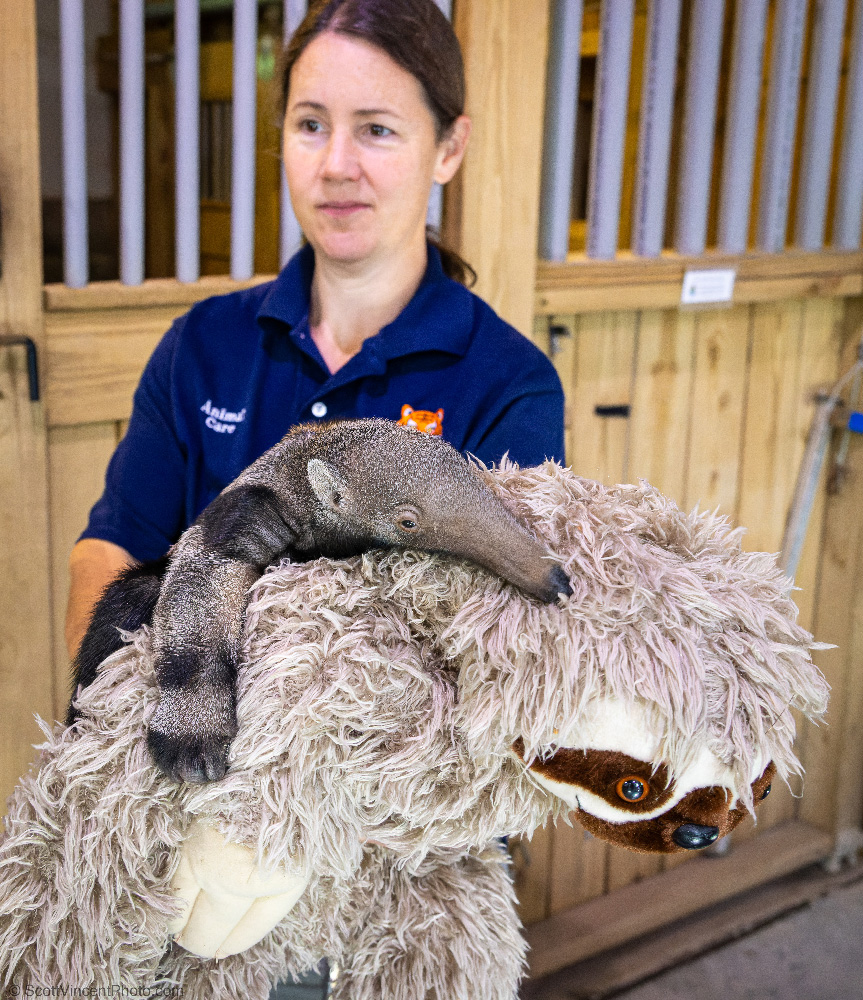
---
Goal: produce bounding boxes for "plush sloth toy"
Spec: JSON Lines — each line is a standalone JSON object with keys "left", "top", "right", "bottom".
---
{"left": 0, "top": 462, "right": 827, "bottom": 999}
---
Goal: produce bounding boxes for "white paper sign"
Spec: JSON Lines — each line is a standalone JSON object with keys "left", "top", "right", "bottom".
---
{"left": 681, "top": 269, "right": 736, "bottom": 305}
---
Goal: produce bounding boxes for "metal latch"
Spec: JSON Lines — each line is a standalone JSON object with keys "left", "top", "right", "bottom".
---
{"left": 0, "top": 336, "right": 40, "bottom": 401}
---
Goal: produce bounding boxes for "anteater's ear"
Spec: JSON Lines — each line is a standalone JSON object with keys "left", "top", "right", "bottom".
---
{"left": 307, "top": 458, "right": 350, "bottom": 511}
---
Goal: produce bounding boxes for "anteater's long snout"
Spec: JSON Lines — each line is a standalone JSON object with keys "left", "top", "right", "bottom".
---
{"left": 544, "top": 564, "right": 573, "bottom": 602}
{"left": 506, "top": 551, "right": 571, "bottom": 604}
{"left": 451, "top": 512, "right": 572, "bottom": 604}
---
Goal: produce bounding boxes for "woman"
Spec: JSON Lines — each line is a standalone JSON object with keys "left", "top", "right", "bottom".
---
{"left": 65, "top": 0, "right": 565, "bottom": 658}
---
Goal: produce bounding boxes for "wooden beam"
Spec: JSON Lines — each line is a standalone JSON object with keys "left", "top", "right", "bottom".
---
{"left": 536, "top": 250, "right": 863, "bottom": 314}
{"left": 43, "top": 273, "right": 273, "bottom": 312}
{"left": 0, "top": 0, "right": 54, "bottom": 813}
{"left": 44, "top": 248, "right": 863, "bottom": 318}
{"left": 524, "top": 861, "right": 863, "bottom": 1000}
{"left": 451, "top": 0, "right": 552, "bottom": 336}
{"left": 524, "top": 820, "right": 831, "bottom": 980}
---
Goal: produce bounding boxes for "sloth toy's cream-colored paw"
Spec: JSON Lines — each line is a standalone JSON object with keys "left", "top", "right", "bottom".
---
{"left": 167, "top": 818, "right": 309, "bottom": 959}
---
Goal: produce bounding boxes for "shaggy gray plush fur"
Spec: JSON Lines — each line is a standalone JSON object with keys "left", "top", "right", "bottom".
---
{"left": 0, "top": 463, "right": 827, "bottom": 998}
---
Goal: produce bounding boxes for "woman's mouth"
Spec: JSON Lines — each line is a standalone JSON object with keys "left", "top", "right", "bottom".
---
{"left": 318, "top": 202, "right": 371, "bottom": 218}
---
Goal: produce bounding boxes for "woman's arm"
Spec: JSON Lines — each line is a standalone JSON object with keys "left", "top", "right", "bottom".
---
{"left": 65, "top": 538, "right": 137, "bottom": 660}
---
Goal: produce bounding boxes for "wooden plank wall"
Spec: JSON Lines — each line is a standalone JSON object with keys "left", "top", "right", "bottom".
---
{"left": 0, "top": 0, "right": 55, "bottom": 814}
{"left": 513, "top": 294, "right": 856, "bottom": 926}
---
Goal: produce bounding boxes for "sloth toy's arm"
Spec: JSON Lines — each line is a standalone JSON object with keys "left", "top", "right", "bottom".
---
{"left": 332, "top": 848, "right": 527, "bottom": 1000}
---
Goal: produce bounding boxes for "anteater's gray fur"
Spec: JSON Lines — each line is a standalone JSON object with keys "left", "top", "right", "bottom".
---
{"left": 142, "top": 420, "right": 568, "bottom": 782}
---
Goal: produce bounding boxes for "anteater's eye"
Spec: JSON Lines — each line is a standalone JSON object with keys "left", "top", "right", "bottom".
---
{"left": 616, "top": 776, "right": 649, "bottom": 802}
{"left": 760, "top": 784, "right": 772, "bottom": 801}
{"left": 332, "top": 492, "right": 342, "bottom": 506}
{"left": 398, "top": 518, "right": 418, "bottom": 531}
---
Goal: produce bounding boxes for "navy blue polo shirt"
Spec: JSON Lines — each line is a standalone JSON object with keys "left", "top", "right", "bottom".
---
{"left": 83, "top": 244, "right": 564, "bottom": 562}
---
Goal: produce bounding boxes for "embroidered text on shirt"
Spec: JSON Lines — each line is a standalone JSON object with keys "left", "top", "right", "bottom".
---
{"left": 201, "top": 400, "right": 247, "bottom": 434}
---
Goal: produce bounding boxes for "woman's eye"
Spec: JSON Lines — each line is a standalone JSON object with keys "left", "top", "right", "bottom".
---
{"left": 367, "top": 124, "right": 393, "bottom": 138}
{"left": 299, "top": 119, "right": 323, "bottom": 133}
{"left": 615, "top": 776, "right": 649, "bottom": 803}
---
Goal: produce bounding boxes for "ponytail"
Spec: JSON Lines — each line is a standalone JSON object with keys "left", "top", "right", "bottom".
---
{"left": 427, "top": 228, "right": 477, "bottom": 288}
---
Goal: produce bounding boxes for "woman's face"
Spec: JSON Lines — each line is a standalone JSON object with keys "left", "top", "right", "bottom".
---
{"left": 283, "top": 32, "right": 469, "bottom": 266}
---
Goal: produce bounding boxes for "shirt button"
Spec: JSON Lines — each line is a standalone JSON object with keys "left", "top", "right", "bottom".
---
{"left": 311, "top": 401, "right": 328, "bottom": 418}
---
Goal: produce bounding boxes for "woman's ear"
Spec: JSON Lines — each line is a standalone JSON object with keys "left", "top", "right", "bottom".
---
{"left": 433, "top": 115, "right": 472, "bottom": 185}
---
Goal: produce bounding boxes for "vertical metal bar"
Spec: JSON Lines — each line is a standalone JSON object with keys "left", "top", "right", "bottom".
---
{"left": 586, "top": 0, "right": 635, "bottom": 260}
{"left": 756, "top": 0, "right": 808, "bottom": 253}
{"left": 426, "top": 0, "right": 455, "bottom": 231}
{"left": 119, "top": 0, "right": 145, "bottom": 285}
{"left": 425, "top": 184, "right": 445, "bottom": 232}
{"left": 175, "top": 0, "right": 200, "bottom": 283}
{"left": 717, "top": 0, "right": 769, "bottom": 253}
{"left": 59, "top": 0, "right": 89, "bottom": 288}
{"left": 835, "top": 0, "right": 863, "bottom": 248}
{"left": 795, "top": 0, "right": 847, "bottom": 249}
{"left": 632, "top": 0, "right": 682, "bottom": 257}
{"left": 232, "top": 0, "right": 258, "bottom": 280}
{"left": 538, "top": 0, "right": 584, "bottom": 261}
{"left": 280, "top": 0, "right": 307, "bottom": 266}
{"left": 674, "top": 0, "right": 726, "bottom": 256}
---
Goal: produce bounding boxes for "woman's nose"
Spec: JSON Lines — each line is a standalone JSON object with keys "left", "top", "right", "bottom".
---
{"left": 321, "top": 130, "right": 361, "bottom": 181}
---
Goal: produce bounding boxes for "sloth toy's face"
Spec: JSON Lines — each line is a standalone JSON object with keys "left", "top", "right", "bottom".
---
{"left": 514, "top": 698, "right": 776, "bottom": 854}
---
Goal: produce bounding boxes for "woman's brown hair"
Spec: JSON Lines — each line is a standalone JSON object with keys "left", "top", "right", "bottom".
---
{"left": 279, "top": 0, "right": 476, "bottom": 286}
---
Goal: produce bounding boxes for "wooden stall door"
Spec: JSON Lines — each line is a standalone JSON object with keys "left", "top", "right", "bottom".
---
{"left": 0, "top": 0, "right": 53, "bottom": 813}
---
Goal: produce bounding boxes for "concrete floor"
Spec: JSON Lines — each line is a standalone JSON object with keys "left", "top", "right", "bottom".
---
{"left": 270, "top": 964, "right": 328, "bottom": 1000}
{"left": 612, "top": 879, "right": 863, "bottom": 1000}
{"left": 266, "top": 876, "right": 863, "bottom": 1000}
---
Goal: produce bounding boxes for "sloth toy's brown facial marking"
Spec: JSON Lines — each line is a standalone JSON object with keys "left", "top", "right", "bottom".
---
{"left": 515, "top": 739, "right": 776, "bottom": 854}
{"left": 523, "top": 746, "right": 676, "bottom": 815}
{"left": 576, "top": 761, "right": 776, "bottom": 853}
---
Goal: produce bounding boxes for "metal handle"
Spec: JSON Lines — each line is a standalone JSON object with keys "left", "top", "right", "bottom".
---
{"left": 0, "top": 335, "right": 40, "bottom": 401}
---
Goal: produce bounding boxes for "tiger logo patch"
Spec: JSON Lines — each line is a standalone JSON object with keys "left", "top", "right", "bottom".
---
{"left": 397, "top": 404, "right": 444, "bottom": 436}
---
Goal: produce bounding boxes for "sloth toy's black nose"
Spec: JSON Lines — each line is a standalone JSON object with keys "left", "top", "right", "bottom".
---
{"left": 672, "top": 823, "right": 720, "bottom": 850}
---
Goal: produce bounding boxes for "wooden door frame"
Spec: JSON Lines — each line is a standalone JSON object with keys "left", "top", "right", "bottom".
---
{"left": 0, "top": 0, "right": 53, "bottom": 812}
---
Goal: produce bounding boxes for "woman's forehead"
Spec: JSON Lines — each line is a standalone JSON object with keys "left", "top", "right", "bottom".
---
{"left": 288, "top": 32, "right": 429, "bottom": 118}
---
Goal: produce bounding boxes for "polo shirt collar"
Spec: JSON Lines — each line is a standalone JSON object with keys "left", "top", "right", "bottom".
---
{"left": 256, "top": 242, "right": 474, "bottom": 361}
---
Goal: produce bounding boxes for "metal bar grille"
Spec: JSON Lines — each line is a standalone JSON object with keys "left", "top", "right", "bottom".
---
{"left": 632, "top": 0, "right": 682, "bottom": 258}
{"left": 757, "top": 0, "right": 808, "bottom": 253}
{"left": 674, "top": 0, "right": 726, "bottom": 256}
{"left": 834, "top": 0, "right": 863, "bottom": 249}
{"left": 59, "top": 0, "right": 88, "bottom": 288}
{"left": 717, "top": 0, "right": 769, "bottom": 253}
{"left": 586, "top": 0, "right": 635, "bottom": 260}
{"left": 280, "top": 0, "right": 308, "bottom": 266}
{"left": 539, "top": 0, "right": 585, "bottom": 261}
{"left": 119, "top": 0, "right": 145, "bottom": 285}
{"left": 230, "top": 0, "right": 258, "bottom": 281}
{"left": 175, "top": 0, "right": 200, "bottom": 283}
{"left": 795, "top": 0, "right": 848, "bottom": 250}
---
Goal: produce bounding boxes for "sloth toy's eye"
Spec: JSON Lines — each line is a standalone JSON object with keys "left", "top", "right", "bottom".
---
{"left": 760, "top": 784, "right": 772, "bottom": 801}
{"left": 616, "top": 776, "right": 649, "bottom": 802}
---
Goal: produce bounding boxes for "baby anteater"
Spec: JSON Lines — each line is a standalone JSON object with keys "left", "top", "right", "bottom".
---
{"left": 70, "top": 419, "right": 571, "bottom": 783}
